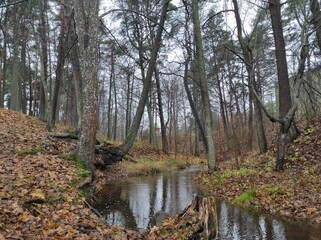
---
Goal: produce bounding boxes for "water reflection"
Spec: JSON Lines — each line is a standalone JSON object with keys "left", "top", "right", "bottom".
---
{"left": 93, "top": 167, "right": 321, "bottom": 239}
{"left": 93, "top": 167, "right": 201, "bottom": 230}
{"left": 216, "top": 202, "right": 321, "bottom": 240}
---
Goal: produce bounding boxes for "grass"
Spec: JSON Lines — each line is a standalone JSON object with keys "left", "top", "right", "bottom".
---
{"left": 234, "top": 190, "right": 257, "bottom": 206}
{"left": 18, "top": 147, "right": 41, "bottom": 155}
{"left": 261, "top": 185, "right": 290, "bottom": 196}
{"left": 209, "top": 167, "right": 258, "bottom": 183}
{"left": 117, "top": 154, "right": 193, "bottom": 176}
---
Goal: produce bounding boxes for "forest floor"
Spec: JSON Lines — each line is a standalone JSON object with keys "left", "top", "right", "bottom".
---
{"left": 1, "top": 107, "right": 321, "bottom": 239}
{"left": 195, "top": 122, "right": 321, "bottom": 227}
{"left": 0, "top": 108, "right": 205, "bottom": 239}
{"left": 0, "top": 108, "right": 154, "bottom": 239}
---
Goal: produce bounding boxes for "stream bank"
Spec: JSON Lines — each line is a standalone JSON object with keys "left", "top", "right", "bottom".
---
{"left": 93, "top": 167, "right": 321, "bottom": 239}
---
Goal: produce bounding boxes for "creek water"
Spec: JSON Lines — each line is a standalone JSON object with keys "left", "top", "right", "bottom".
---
{"left": 93, "top": 167, "right": 321, "bottom": 239}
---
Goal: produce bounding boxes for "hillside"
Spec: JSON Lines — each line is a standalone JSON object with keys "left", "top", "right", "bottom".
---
{"left": 196, "top": 121, "right": 321, "bottom": 226}
{"left": 0, "top": 108, "right": 148, "bottom": 239}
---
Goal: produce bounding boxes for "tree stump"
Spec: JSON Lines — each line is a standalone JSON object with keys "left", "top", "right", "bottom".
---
{"left": 179, "top": 195, "right": 218, "bottom": 239}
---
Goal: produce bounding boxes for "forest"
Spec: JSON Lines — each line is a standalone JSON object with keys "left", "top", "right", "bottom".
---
{"left": 1, "top": 0, "right": 321, "bottom": 239}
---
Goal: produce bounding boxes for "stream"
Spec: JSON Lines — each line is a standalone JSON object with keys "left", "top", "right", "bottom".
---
{"left": 93, "top": 167, "right": 321, "bottom": 239}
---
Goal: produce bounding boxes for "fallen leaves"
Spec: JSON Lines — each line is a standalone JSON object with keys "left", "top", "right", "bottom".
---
{"left": 0, "top": 108, "right": 150, "bottom": 239}
{"left": 195, "top": 122, "right": 321, "bottom": 227}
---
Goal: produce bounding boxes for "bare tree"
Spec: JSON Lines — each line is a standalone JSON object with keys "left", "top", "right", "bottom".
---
{"left": 232, "top": 0, "right": 267, "bottom": 154}
{"left": 113, "top": 0, "right": 170, "bottom": 159}
{"left": 192, "top": 0, "right": 217, "bottom": 172}
{"left": 50, "top": 0, "right": 67, "bottom": 130}
{"left": 269, "top": 0, "right": 300, "bottom": 145}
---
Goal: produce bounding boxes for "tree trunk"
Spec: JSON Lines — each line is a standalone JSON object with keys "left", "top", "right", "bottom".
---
{"left": 50, "top": 0, "right": 67, "bottom": 130}
{"left": 115, "top": 0, "right": 170, "bottom": 158}
{"left": 74, "top": 0, "right": 100, "bottom": 179}
{"left": 10, "top": 7, "right": 22, "bottom": 112}
{"left": 0, "top": 10, "right": 8, "bottom": 108}
{"left": 39, "top": 0, "right": 49, "bottom": 121}
{"left": 67, "top": 5, "right": 83, "bottom": 130}
{"left": 155, "top": 68, "right": 169, "bottom": 154}
{"left": 232, "top": 0, "right": 267, "bottom": 154}
{"left": 125, "top": 72, "right": 133, "bottom": 138}
{"left": 192, "top": 0, "right": 217, "bottom": 172}
{"left": 21, "top": 23, "right": 28, "bottom": 114}
{"left": 113, "top": 71, "right": 118, "bottom": 141}
{"left": 183, "top": 54, "right": 207, "bottom": 153}
{"left": 310, "top": 0, "right": 321, "bottom": 52}
{"left": 147, "top": 98, "right": 158, "bottom": 151}
{"left": 269, "top": 0, "right": 299, "bottom": 142}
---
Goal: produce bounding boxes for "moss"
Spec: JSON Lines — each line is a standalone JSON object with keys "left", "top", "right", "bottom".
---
{"left": 62, "top": 153, "right": 86, "bottom": 168}
{"left": 62, "top": 152, "right": 92, "bottom": 189}
{"left": 79, "top": 187, "right": 91, "bottom": 198}
{"left": 18, "top": 147, "right": 41, "bottom": 155}
{"left": 234, "top": 190, "right": 257, "bottom": 206}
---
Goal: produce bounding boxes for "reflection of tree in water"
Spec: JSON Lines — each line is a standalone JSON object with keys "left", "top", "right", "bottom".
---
{"left": 93, "top": 184, "right": 138, "bottom": 230}
{"left": 92, "top": 170, "right": 321, "bottom": 238}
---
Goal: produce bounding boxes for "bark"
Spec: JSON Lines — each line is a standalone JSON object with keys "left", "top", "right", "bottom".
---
{"left": 275, "top": 25, "right": 309, "bottom": 171}
{"left": 27, "top": 48, "right": 33, "bottom": 115}
{"left": 147, "top": 98, "right": 158, "bottom": 150}
{"left": 183, "top": 53, "right": 208, "bottom": 152}
{"left": 21, "top": 24, "right": 28, "bottom": 114}
{"left": 39, "top": 0, "right": 49, "bottom": 121}
{"left": 0, "top": 10, "right": 7, "bottom": 108}
{"left": 125, "top": 71, "right": 133, "bottom": 138}
{"left": 194, "top": 121, "right": 200, "bottom": 156}
{"left": 192, "top": 0, "right": 217, "bottom": 172}
{"left": 179, "top": 196, "right": 218, "bottom": 239}
{"left": 74, "top": 0, "right": 100, "bottom": 179}
{"left": 269, "top": 0, "right": 299, "bottom": 142}
{"left": 10, "top": 7, "right": 22, "bottom": 112}
{"left": 247, "top": 92, "right": 254, "bottom": 149}
{"left": 114, "top": 0, "right": 170, "bottom": 158}
{"left": 113, "top": 70, "right": 118, "bottom": 141}
{"left": 50, "top": 0, "right": 67, "bottom": 130}
{"left": 155, "top": 68, "right": 169, "bottom": 154}
{"left": 310, "top": 0, "right": 321, "bottom": 52}
{"left": 232, "top": 0, "right": 267, "bottom": 154}
{"left": 217, "top": 74, "right": 230, "bottom": 144}
{"left": 68, "top": 6, "right": 83, "bottom": 130}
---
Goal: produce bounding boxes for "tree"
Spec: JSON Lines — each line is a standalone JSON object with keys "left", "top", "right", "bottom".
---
{"left": 38, "top": 0, "right": 50, "bottom": 121}
{"left": 310, "top": 0, "right": 321, "bottom": 52}
{"left": 112, "top": 0, "right": 171, "bottom": 159}
{"left": 0, "top": 9, "right": 8, "bottom": 108}
{"left": 50, "top": 0, "right": 67, "bottom": 130}
{"left": 232, "top": 0, "right": 268, "bottom": 154}
{"left": 269, "top": 0, "right": 300, "bottom": 145}
{"left": 192, "top": 0, "right": 217, "bottom": 172}
{"left": 9, "top": 5, "right": 22, "bottom": 112}
{"left": 268, "top": 0, "right": 302, "bottom": 170}
{"left": 73, "top": 0, "right": 100, "bottom": 179}
{"left": 155, "top": 67, "right": 169, "bottom": 154}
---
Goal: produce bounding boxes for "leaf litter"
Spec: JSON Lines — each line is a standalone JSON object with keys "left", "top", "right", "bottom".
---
{"left": 195, "top": 121, "right": 321, "bottom": 227}
{"left": 0, "top": 108, "right": 153, "bottom": 239}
